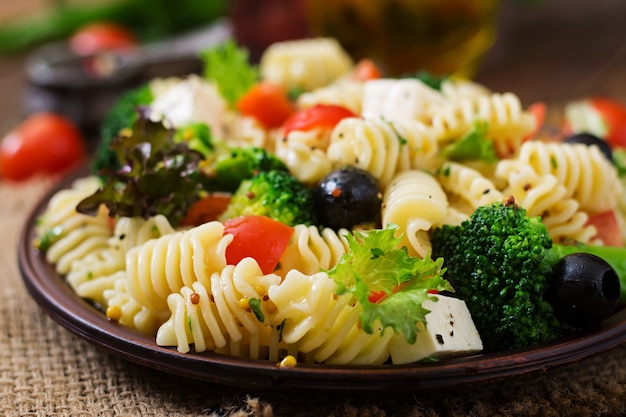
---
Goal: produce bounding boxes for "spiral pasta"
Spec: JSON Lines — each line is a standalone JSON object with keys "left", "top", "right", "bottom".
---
{"left": 382, "top": 170, "right": 449, "bottom": 258}
{"left": 36, "top": 177, "right": 112, "bottom": 276}
{"left": 296, "top": 79, "right": 364, "bottom": 114}
{"left": 435, "top": 161, "right": 503, "bottom": 211}
{"left": 274, "top": 129, "right": 334, "bottom": 184}
{"left": 326, "top": 117, "right": 443, "bottom": 186}
{"left": 429, "top": 92, "right": 535, "bottom": 157}
{"left": 496, "top": 141, "right": 622, "bottom": 213}
{"left": 157, "top": 257, "right": 281, "bottom": 356}
{"left": 275, "top": 224, "right": 350, "bottom": 276}
{"left": 260, "top": 37, "right": 353, "bottom": 91}
{"left": 499, "top": 165, "right": 599, "bottom": 244}
{"left": 125, "top": 220, "right": 232, "bottom": 312}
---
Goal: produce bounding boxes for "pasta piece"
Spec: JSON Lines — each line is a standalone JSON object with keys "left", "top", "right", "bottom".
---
{"left": 156, "top": 258, "right": 281, "bottom": 356}
{"left": 125, "top": 221, "right": 232, "bottom": 312}
{"left": 274, "top": 129, "right": 333, "bottom": 184}
{"left": 296, "top": 79, "right": 364, "bottom": 114}
{"left": 382, "top": 170, "right": 448, "bottom": 258}
{"left": 496, "top": 141, "right": 623, "bottom": 213}
{"left": 275, "top": 224, "right": 350, "bottom": 276}
{"left": 260, "top": 37, "right": 353, "bottom": 91}
{"left": 327, "top": 117, "right": 439, "bottom": 186}
{"left": 500, "top": 166, "right": 599, "bottom": 244}
{"left": 429, "top": 92, "right": 535, "bottom": 157}
{"left": 267, "top": 269, "right": 392, "bottom": 365}
{"left": 440, "top": 77, "right": 491, "bottom": 102}
{"left": 435, "top": 161, "right": 503, "bottom": 210}
{"left": 35, "top": 176, "right": 112, "bottom": 275}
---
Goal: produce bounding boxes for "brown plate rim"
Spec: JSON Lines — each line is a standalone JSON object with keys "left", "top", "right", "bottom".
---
{"left": 17, "top": 166, "right": 626, "bottom": 392}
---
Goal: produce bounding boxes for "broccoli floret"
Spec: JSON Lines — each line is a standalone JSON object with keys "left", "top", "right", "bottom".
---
{"left": 430, "top": 196, "right": 626, "bottom": 352}
{"left": 218, "top": 170, "right": 316, "bottom": 226}
{"left": 92, "top": 83, "right": 154, "bottom": 176}
{"left": 207, "top": 147, "right": 288, "bottom": 192}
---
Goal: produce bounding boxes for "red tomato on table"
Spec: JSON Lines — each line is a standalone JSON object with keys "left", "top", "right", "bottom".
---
{"left": 69, "top": 22, "right": 137, "bottom": 56}
{"left": 223, "top": 215, "right": 294, "bottom": 274}
{"left": 0, "top": 112, "right": 86, "bottom": 182}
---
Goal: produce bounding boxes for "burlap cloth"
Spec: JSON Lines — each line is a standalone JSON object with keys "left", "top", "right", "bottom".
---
{"left": 0, "top": 176, "right": 625, "bottom": 417}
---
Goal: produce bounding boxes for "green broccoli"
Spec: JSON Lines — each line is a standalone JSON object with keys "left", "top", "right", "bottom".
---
{"left": 206, "top": 147, "right": 289, "bottom": 192}
{"left": 218, "top": 170, "right": 316, "bottom": 226}
{"left": 430, "top": 196, "right": 626, "bottom": 352}
{"left": 92, "top": 83, "right": 154, "bottom": 176}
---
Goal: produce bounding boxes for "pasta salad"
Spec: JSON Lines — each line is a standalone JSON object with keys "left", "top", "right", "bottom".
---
{"left": 33, "top": 37, "right": 626, "bottom": 367}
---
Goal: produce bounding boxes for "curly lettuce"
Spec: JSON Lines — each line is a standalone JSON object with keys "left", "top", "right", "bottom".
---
{"left": 327, "top": 226, "right": 452, "bottom": 344}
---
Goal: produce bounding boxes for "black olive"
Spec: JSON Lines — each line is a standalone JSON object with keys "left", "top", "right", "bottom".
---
{"left": 546, "top": 253, "right": 620, "bottom": 329}
{"left": 563, "top": 132, "right": 613, "bottom": 162}
{"left": 315, "top": 166, "right": 382, "bottom": 230}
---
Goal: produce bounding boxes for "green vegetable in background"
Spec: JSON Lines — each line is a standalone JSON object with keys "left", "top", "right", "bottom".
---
{"left": 327, "top": 226, "right": 451, "bottom": 344}
{"left": 0, "top": 0, "right": 227, "bottom": 54}
{"left": 200, "top": 40, "right": 259, "bottom": 107}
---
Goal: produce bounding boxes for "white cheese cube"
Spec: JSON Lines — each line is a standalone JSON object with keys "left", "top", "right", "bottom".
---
{"left": 149, "top": 74, "right": 227, "bottom": 137}
{"left": 388, "top": 294, "right": 483, "bottom": 364}
{"left": 360, "top": 78, "right": 446, "bottom": 124}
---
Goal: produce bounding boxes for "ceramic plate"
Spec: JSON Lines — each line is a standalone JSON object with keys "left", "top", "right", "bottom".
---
{"left": 18, "top": 167, "right": 626, "bottom": 392}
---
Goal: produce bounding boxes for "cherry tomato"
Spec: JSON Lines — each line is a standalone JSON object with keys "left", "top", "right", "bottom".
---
{"left": 69, "top": 22, "right": 137, "bottom": 56}
{"left": 589, "top": 97, "right": 626, "bottom": 149}
{"left": 282, "top": 104, "right": 358, "bottom": 136}
{"left": 586, "top": 210, "right": 624, "bottom": 247}
{"left": 223, "top": 215, "right": 294, "bottom": 274}
{"left": 368, "top": 290, "right": 387, "bottom": 303}
{"left": 0, "top": 112, "right": 86, "bottom": 182}
{"left": 236, "top": 81, "right": 294, "bottom": 129}
{"left": 351, "top": 59, "right": 382, "bottom": 81}
{"left": 179, "top": 194, "right": 232, "bottom": 227}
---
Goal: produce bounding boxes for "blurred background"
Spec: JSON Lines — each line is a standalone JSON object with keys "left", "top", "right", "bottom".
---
{"left": 0, "top": 0, "right": 624, "bottom": 133}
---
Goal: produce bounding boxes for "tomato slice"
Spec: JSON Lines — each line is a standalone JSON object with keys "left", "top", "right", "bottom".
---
{"left": 586, "top": 210, "right": 624, "bottom": 247}
{"left": 0, "top": 112, "right": 86, "bottom": 181}
{"left": 236, "top": 81, "right": 294, "bottom": 129}
{"left": 590, "top": 97, "right": 626, "bottom": 149}
{"left": 281, "top": 104, "right": 358, "bottom": 136}
{"left": 69, "top": 22, "right": 137, "bottom": 56}
{"left": 223, "top": 215, "right": 294, "bottom": 274}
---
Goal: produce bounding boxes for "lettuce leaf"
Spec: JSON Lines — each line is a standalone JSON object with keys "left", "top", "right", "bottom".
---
{"left": 76, "top": 111, "right": 211, "bottom": 226}
{"left": 200, "top": 40, "right": 259, "bottom": 106}
{"left": 440, "top": 119, "right": 498, "bottom": 163}
{"left": 327, "top": 226, "right": 452, "bottom": 344}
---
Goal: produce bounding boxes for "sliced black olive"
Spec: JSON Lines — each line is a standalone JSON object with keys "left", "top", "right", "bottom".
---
{"left": 563, "top": 132, "right": 613, "bottom": 162}
{"left": 315, "top": 166, "right": 382, "bottom": 230}
{"left": 546, "top": 253, "right": 620, "bottom": 329}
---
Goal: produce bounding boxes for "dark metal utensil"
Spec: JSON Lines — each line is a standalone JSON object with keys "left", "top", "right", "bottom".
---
{"left": 23, "top": 18, "right": 232, "bottom": 134}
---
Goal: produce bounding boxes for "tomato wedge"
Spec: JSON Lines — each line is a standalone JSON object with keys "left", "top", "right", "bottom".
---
{"left": 223, "top": 215, "right": 294, "bottom": 274}
{"left": 236, "top": 81, "right": 294, "bottom": 129}
{"left": 281, "top": 104, "right": 357, "bottom": 136}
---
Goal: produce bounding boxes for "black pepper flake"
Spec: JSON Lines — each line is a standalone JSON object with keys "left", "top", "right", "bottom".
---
{"left": 436, "top": 334, "right": 444, "bottom": 345}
